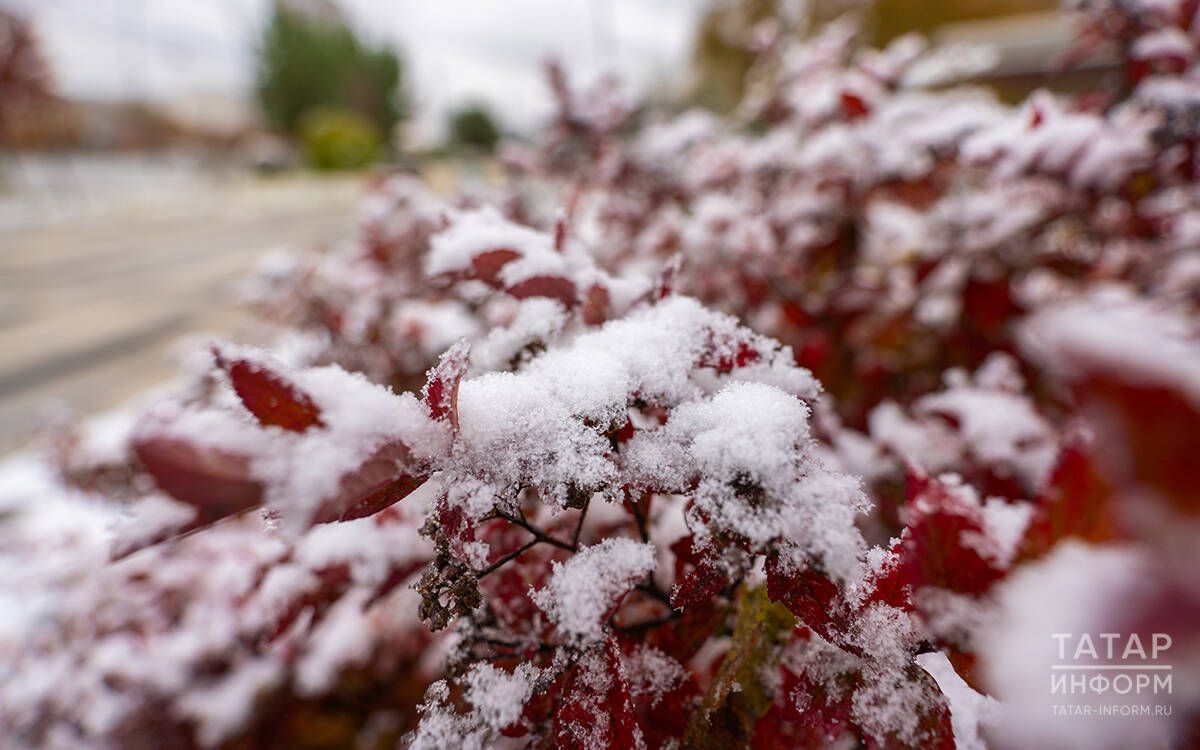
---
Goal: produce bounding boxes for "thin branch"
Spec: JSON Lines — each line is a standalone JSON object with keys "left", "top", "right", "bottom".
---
{"left": 628, "top": 494, "right": 650, "bottom": 544}
{"left": 494, "top": 509, "right": 575, "bottom": 551}
{"left": 570, "top": 496, "right": 590, "bottom": 550}
{"left": 473, "top": 636, "right": 556, "bottom": 654}
{"left": 476, "top": 538, "right": 538, "bottom": 579}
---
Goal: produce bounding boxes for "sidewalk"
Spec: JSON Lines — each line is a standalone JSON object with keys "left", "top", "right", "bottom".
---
{"left": 0, "top": 173, "right": 363, "bottom": 451}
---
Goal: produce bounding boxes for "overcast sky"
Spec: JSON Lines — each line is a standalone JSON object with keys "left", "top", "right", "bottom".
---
{"left": 3, "top": 0, "right": 706, "bottom": 141}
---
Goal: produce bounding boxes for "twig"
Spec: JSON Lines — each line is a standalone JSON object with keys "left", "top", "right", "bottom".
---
{"left": 628, "top": 494, "right": 650, "bottom": 544}
{"left": 494, "top": 509, "right": 575, "bottom": 551}
{"left": 476, "top": 539, "right": 538, "bottom": 578}
{"left": 570, "top": 496, "right": 590, "bottom": 550}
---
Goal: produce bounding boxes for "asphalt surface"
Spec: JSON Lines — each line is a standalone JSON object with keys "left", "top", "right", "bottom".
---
{"left": 0, "top": 175, "right": 361, "bottom": 452}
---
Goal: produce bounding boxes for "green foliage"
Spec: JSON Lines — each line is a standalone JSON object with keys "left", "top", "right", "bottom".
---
{"left": 299, "top": 107, "right": 380, "bottom": 171}
{"left": 683, "top": 585, "right": 796, "bottom": 748}
{"left": 255, "top": 4, "right": 405, "bottom": 144}
{"left": 447, "top": 104, "right": 501, "bottom": 154}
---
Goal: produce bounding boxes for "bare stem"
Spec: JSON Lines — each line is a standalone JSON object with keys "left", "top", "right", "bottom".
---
{"left": 494, "top": 509, "right": 575, "bottom": 551}
{"left": 570, "top": 497, "right": 590, "bottom": 550}
{"left": 628, "top": 494, "right": 650, "bottom": 544}
{"left": 475, "top": 538, "right": 538, "bottom": 578}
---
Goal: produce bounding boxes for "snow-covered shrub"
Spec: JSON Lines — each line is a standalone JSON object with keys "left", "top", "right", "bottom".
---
{"left": 2, "top": 3, "right": 1200, "bottom": 749}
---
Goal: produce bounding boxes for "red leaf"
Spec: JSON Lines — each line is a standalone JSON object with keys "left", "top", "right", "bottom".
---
{"left": 670, "top": 535, "right": 729, "bottom": 609}
{"left": 608, "top": 417, "right": 636, "bottom": 445}
{"left": 625, "top": 641, "right": 700, "bottom": 747}
{"left": 422, "top": 340, "right": 470, "bottom": 429}
{"left": 506, "top": 275, "right": 578, "bottom": 307}
{"left": 1075, "top": 376, "right": 1200, "bottom": 516}
{"left": 215, "top": 350, "right": 323, "bottom": 432}
{"left": 764, "top": 556, "right": 842, "bottom": 641}
{"left": 582, "top": 283, "right": 610, "bottom": 326}
{"left": 754, "top": 661, "right": 856, "bottom": 749}
{"left": 1020, "top": 441, "right": 1115, "bottom": 559}
{"left": 756, "top": 644, "right": 955, "bottom": 750}
{"left": 698, "top": 334, "right": 761, "bottom": 373}
{"left": 555, "top": 640, "right": 643, "bottom": 749}
{"left": 311, "top": 440, "right": 428, "bottom": 524}
{"left": 899, "top": 470, "right": 1005, "bottom": 595}
{"left": 470, "top": 247, "right": 520, "bottom": 285}
{"left": 961, "top": 275, "right": 1021, "bottom": 338}
{"left": 133, "top": 435, "right": 263, "bottom": 525}
{"left": 481, "top": 535, "right": 567, "bottom": 637}
{"left": 499, "top": 671, "right": 557, "bottom": 738}
{"left": 841, "top": 91, "right": 870, "bottom": 120}
{"left": 862, "top": 542, "right": 913, "bottom": 612}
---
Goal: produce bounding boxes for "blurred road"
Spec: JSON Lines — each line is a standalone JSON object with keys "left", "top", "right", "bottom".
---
{"left": 0, "top": 175, "right": 362, "bottom": 452}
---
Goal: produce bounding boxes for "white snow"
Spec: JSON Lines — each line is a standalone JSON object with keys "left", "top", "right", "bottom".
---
{"left": 532, "top": 538, "right": 655, "bottom": 643}
{"left": 426, "top": 206, "right": 559, "bottom": 278}
{"left": 1022, "top": 290, "right": 1200, "bottom": 408}
{"left": 452, "top": 296, "right": 815, "bottom": 511}
{"left": 979, "top": 542, "right": 1178, "bottom": 750}
{"left": 463, "top": 662, "right": 540, "bottom": 731}
{"left": 916, "top": 650, "right": 998, "bottom": 750}
{"left": 626, "top": 381, "right": 869, "bottom": 584}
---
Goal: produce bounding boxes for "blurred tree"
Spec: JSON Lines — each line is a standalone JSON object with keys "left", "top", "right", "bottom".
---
{"left": 447, "top": 104, "right": 501, "bottom": 154}
{"left": 0, "top": 10, "right": 54, "bottom": 143}
{"left": 255, "top": 1, "right": 406, "bottom": 146}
